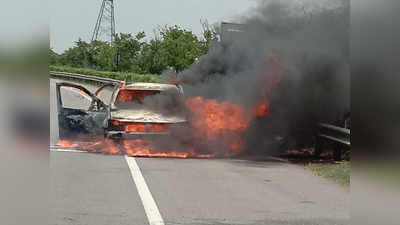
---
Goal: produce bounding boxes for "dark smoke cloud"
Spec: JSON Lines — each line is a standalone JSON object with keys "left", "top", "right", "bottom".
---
{"left": 175, "top": 0, "right": 350, "bottom": 154}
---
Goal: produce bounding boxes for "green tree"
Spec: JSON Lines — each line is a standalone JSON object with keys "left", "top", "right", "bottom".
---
{"left": 52, "top": 24, "right": 215, "bottom": 74}
{"left": 158, "top": 26, "right": 204, "bottom": 72}
{"left": 49, "top": 48, "right": 59, "bottom": 65}
{"left": 138, "top": 38, "right": 167, "bottom": 74}
{"left": 114, "top": 32, "right": 146, "bottom": 72}
{"left": 91, "top": 40, "right": 115, "bottom": 71}
{"left": 59, "top": 39, "right": 93, "bottom": 68}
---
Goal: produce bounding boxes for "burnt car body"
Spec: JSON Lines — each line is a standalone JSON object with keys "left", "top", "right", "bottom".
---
{"left": 56, "top": 81, "right": 188, "bottom": 142}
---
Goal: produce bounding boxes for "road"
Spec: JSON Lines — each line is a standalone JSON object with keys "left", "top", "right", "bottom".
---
{"left": 50, "top": 79, "right": 349, "bottom": 225}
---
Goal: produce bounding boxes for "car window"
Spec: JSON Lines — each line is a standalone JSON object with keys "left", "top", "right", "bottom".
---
{"left": 60, "top": 86, "right": 92, "bottom": 111}
{"left": 116, "top": 90, "right": 160, "bottom": 105}
{"left": 96, "top": 86, "right": 114, "bottom": 105}
{"left": 115, "top": 89, "right": 185, "bottom": 114}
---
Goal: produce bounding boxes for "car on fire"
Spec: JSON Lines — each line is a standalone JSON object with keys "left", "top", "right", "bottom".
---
{"left": 56, "top": 81, "right": 188, "bottom": 142}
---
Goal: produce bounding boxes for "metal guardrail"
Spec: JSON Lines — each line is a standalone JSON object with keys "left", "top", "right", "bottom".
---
{"left": 50, "top": 71, "right": 122, "bottom": 84}
{"left": 315, "top": 123, "right": 351, "bottom": 160}
{"left": 319, "top": 123, "right": 350, "bottom": 136}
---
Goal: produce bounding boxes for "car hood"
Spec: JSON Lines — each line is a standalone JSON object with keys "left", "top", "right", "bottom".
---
{"left": 110, "top": 109, "right": 187, "bottom": 123}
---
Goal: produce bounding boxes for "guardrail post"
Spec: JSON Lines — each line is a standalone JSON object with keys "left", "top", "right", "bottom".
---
{"left": 314, "top": 137, "right": 322, "bottom": 157}
{"left": 333, "top": 143, "right": 342, "bottom": 161}
{"left": 315, "top": 123, "right": 350, "bottom": 161}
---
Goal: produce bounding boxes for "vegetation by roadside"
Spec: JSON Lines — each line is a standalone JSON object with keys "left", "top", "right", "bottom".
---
{"left": 50, "top": 24, "right": 217, "bottom": 74}
{"left": 277, "top": 148, "right": 350, "bottom": 187}
{"left": 50, "top": 65, "right": 162, "bottom": 83}
{"left": 304, "top": 162, "right": 350, "bottom": 187}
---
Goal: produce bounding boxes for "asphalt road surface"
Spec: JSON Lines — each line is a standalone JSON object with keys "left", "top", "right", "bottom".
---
{"left": 50, "top": 79, "right": 349, "bottom": 225}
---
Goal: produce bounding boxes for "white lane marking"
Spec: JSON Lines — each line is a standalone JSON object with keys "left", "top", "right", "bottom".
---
{"left": 49, "top": 148, "right": 87, "bottom": 153}
{"left": 125, "top": 155, "right": 165, "bottom": 225}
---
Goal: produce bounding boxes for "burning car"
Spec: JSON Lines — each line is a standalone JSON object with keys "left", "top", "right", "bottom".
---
{"left": 56, "top": 81, "right": 188, "bottom": 143}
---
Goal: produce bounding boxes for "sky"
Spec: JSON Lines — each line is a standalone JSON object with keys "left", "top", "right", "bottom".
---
{"left": 0, "top": 0, "right": 48, "bottom": 48}
{"left": 50, "top": 0, "right": 258, "bottom": 53}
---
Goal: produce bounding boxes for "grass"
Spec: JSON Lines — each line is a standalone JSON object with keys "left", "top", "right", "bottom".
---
{"left": 305, "top": 162, "right": 350, "bottom": 187}
{"left": 50, "top": 65, "right": 162, "bottom": 83}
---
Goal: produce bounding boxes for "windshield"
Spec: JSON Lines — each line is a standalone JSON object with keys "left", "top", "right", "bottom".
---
{"left": 115, "top": 89, "right": 185, "bottom": 114}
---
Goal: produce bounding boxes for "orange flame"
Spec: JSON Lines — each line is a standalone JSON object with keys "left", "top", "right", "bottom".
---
{"left": 56, "top": 139, "right": 211, "bottom": 158}
{"left": 57, "top": 140, "right": 78, "bottom": 148}
{"left": 185, "top": 97, "right": 249, "bottom": 139}
{"left": 111, "top": 120, "right": 121, "bottom": 126}
{"left": 150, "top": 124, "right": 167, "bottom": 132}
{"left": 117, "top": 89, "right": 134, "bottom": 102}
{"left": 123, "top": 139, "right": 211, "bottom": 158}
{"left": 102, "top": 139, "right": 121, "bottom": 155}
{"left": 125, "top": 123, "right": 146, "bottom": 132}
{"left": 184, "top": 97, "right": 251, "bottom": 155}
{"left": 117, "top": 90, "right": 159, "bottom": 103}
{"left": 255, "top": 100, "right": 270, "bottom": 117}
{"left": 57, "top": 139, "right": 121, "bottom": 155}
{"left": 183, "top": 95, "right": 274, "bottom": 156}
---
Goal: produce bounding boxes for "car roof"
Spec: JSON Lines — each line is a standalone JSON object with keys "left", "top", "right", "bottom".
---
{"left": 123, "top": 82, "right": 179, "bottom": 91}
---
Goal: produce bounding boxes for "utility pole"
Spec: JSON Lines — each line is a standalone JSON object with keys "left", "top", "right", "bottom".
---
{"left": 92, "top": 0, "right": 116, "bottom": 44}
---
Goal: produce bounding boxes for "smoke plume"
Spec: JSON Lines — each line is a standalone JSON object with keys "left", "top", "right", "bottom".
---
{"left": 175, "top": 0, "right": 350, "bottom": 154}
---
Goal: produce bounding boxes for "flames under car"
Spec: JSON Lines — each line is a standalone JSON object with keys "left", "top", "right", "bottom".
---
{"left": 56, "top": 81, "right": 188, "bottom": 142}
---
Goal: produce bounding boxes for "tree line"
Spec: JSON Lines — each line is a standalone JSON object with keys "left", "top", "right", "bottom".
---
{"left": 50, "top": 25, "right": 217, "bottom": 75}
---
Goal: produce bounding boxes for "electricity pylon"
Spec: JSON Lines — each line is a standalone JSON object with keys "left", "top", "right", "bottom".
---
{"left": 92, "top": 0, "right": 116, "bottom": 44}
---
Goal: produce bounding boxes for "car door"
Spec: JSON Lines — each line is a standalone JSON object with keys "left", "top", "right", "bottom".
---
{"left": 56, "top": 82, "right": 109, "bottom": 141}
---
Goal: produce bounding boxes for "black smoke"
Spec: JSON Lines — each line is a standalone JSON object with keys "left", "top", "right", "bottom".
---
{"left": 174, "top": 0, "right": 350, "bottom": 155}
